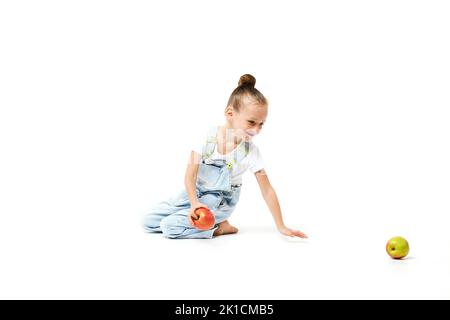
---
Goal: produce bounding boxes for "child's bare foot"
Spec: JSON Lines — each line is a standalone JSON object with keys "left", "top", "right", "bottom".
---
{"left": 213, "top": 220, "right": 238, "bottom": 236}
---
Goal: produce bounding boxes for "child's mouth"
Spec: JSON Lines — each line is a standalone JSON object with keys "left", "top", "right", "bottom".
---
{"left": 245, "top": 132, "right": 256, "bottom": 139}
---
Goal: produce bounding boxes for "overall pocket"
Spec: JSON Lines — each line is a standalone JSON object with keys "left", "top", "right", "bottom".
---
{"left": 196, "top": 163, "right": 230, "bottom": 191}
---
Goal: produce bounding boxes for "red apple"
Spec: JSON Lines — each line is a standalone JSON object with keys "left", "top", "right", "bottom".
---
{"left": 193, "top": 207, "right": 215, "bottom": 230}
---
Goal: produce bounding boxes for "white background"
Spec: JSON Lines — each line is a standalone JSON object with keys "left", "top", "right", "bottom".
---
{"left": 1, "top": 1, "right": 449, "bottom": 299}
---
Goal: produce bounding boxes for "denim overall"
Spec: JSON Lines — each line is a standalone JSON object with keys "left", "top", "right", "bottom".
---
{"left": 142, "top": 126, "right": 250, "bottom": 239}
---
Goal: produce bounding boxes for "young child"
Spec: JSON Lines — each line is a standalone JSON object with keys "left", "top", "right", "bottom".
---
{"left": 143, "top": 74, "right": 308, "bottom": 239}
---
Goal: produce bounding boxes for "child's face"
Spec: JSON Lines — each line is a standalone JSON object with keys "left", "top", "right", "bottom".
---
{"left": 226, "top": 98, "right": 268, "bottom": 141}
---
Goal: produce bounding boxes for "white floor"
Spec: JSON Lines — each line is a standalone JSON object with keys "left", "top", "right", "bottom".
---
{"left": 1, "top": 190, "right": 449, "bottom": 300}
{"left": 137, "top": 227, "right": 450, "bottom": 300}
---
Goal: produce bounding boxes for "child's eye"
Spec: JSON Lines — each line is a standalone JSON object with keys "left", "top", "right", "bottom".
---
{"left": 248, "top": 120, "right": 255, "bottom": 125}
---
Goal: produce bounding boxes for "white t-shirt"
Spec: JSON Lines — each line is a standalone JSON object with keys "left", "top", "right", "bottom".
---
{"left": 191, "top": 126, "right": 265, "bottom": 185}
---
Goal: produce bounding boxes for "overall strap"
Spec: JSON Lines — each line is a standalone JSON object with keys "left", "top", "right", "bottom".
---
{"left": 201, "top": 126, "right": 250, "bottom": 168}
{"left": 226, "top": 140, "right": 250, "bottom": 169}
{"left": 201, "top": 126, "right": 219, "bottom": 162}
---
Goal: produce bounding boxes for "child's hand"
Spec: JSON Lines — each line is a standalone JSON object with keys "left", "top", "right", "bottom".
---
{"left": 278, "top": 225, "right": 308, "bottom": 239}
{"left": 188, "top": 202, "right": 210, "bottom": 227}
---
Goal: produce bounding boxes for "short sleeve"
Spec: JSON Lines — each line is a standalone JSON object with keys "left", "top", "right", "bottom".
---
{"left": 248, "top": 144, "right": 265, "bottom": 173}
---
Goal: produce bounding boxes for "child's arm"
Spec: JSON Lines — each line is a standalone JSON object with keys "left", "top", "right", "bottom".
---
{"left": 255, "top": 169, "right": 308, "bottom": 238}
{"left": 185, "top": 151, "right": 210, "bottom": 225}
{"left": 185, "top": 151, "right": 202, "bottom": 204}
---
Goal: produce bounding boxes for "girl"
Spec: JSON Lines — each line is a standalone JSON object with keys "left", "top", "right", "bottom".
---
{"left": 143, "top": 74, "right": 308, "bottom": 239}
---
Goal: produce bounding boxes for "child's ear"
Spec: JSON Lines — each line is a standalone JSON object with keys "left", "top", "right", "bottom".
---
{"left": 224, "top": 105, "right": 234, "bottom": 119}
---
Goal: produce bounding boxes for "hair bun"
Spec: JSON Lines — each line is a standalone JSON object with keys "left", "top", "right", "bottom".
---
{"left": 238, "top": 74, "right": 256, "bottom": 88}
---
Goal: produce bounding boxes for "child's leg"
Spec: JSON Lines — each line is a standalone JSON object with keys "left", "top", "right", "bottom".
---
{"left": 160, "top": 195, "right": 240, "bottom": 239}
{"left": 143, "top": 190, "right": 228, "bottom": 238}
{"left": 142, "top": 200, "right": 187, "bottom": 233}
{"left": 143, "top": 188, "right": 195, "bottom": 233}
{"left": 159, "top": 208, "right": 217, "bottom": 239}
{"left": 210, "top": 188, "right": 241, "bottom": 236}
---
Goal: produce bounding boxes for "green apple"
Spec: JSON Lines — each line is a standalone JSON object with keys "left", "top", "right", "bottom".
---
{"left": 386, "top": 236, "right": 409, "bottom": 259}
